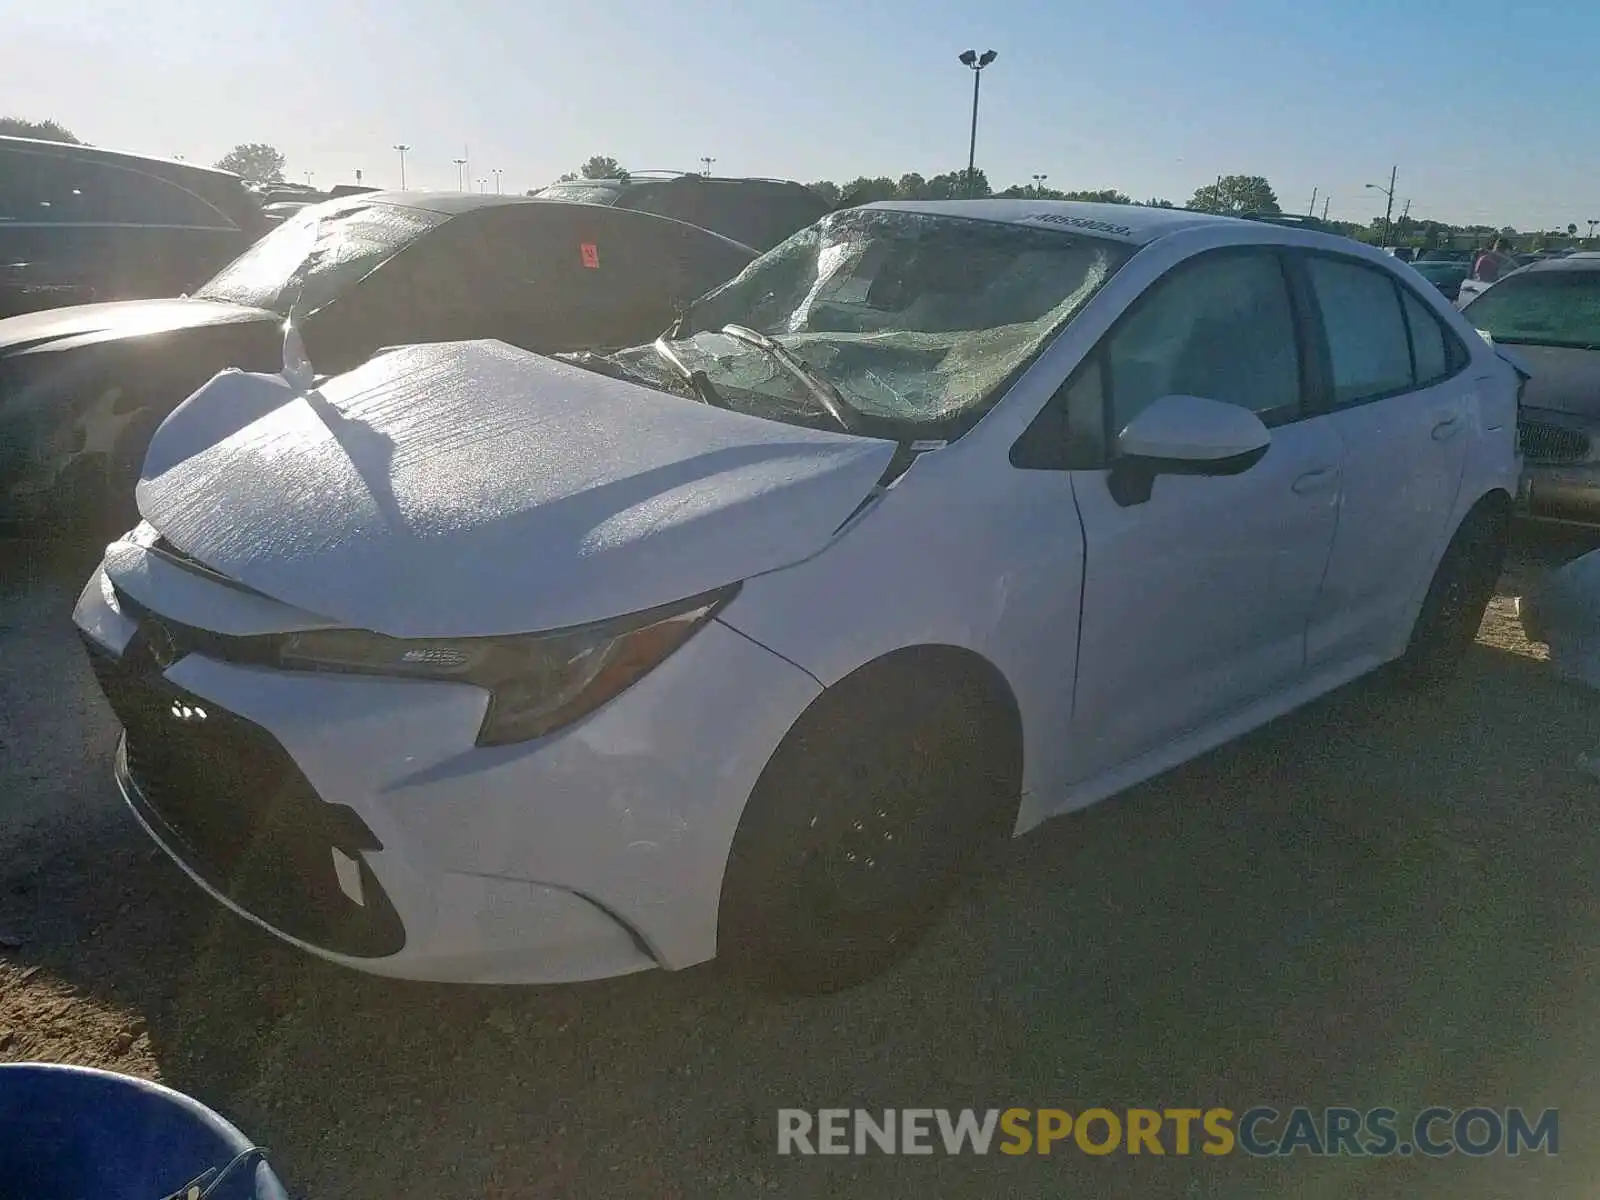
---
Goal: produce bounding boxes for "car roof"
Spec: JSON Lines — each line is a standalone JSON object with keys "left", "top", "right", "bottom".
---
{"left": 336, "top": 190, "right": 551, "bottom": 216}
{"left": 0, "top": 134, "right": 243, "bottom": 183}
{"left": 859, "top": 199, "right": 1255, "bottom": 246}
{"left": 1516, "top": 252, "right": 1600, "bottom": 273}
{"left": 296, "top": 191, "right": 759, "bottom": 253}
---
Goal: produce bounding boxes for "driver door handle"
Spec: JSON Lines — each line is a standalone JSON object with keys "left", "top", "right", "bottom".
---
{"left": 1291, "top": 466, "right": 1337, "bottom": 495}
{"left": 1432, "top": 415, "right": 1464, "bottom": 441}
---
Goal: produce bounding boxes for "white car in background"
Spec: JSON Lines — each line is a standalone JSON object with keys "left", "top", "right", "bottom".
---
{"left": 73, "top": 201, "right": 1522, "bottom": 993}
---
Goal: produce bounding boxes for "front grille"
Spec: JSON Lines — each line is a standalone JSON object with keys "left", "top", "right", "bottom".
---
{"left": 81, "top": 634, "right": 404, "bottom": 958}
{"left": 1519, "top": 420, "right": 1591, "bottom": 464}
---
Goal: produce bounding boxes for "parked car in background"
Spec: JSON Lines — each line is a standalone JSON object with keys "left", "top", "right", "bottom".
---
{"left": 531, "top": 173, "right": 827, "bottom": 250}
{"left": 1462, "top": 253, "right": 1600, "bottom": 526}
{"left": 73, "top": 201, "right": 1519, "bottom": 992}
{"left": 1410, "top": 258, "right": 1470, "bottom": 303}
{"left": 0, "top": 192, "right": 756, "bottom": 539}
{"left": 0, "top": 136, "right": 267, "bottom": 318}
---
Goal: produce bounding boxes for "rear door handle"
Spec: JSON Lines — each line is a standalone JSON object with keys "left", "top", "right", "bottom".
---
{"left": 1291, "top": 466, "right": 1337, "bottom": 495}
{"left": 1432, "top": 415, "right": 1464, "bottom": 441}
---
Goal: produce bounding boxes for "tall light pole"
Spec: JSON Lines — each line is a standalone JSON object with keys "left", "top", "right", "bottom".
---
{"left": 492, "top": 168, "right": 503, "bottom": 194}
{"left": 393, "top": 144, "right": 411, "bottom": 190}
{"left": 958, "top": 49, "right": 997, "bottom": 198}
{"left": 1031, "top": 173, "right": 1048, "bottom": 195}
{"left": 304, "top": 170, "right": 314, "bottom": 186}
{"left": 1365, "top": 164, "right": 1397, "bottom": 247}
{"left": 700, "top": 156, "right": 716, "bottom": 177}
{"left": 1588, "top": 219, "right": 1598, "bottom": 242}
{"left": 453, "top": 156, "right": 468, "bottom": 190}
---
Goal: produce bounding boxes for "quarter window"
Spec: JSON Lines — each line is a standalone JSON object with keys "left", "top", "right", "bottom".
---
{"left": 1305, "top": 257, "right": 1413, "bottom": 403}
{"left": 1105, "top": 250, "right": 1301, "bottom": 432}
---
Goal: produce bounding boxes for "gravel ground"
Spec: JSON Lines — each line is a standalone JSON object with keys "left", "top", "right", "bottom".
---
{"left": 2, "top": 527, "right": 1598, "bottom": 1199}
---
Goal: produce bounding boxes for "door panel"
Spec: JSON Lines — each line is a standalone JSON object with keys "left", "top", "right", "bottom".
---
{"left": 1068, "top": 419, "right": 1343, "bottom": 778}
{"left": 1299, "top": 257, "right": 1472, "bottom": 670}
{"left": 1061, "top": 247, "right": 1341, "bottom": 780}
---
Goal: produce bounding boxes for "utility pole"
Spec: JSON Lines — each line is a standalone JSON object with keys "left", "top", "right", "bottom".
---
{"left": 392, "top": 144, "right": 410, "bottom": 190}
{"left": 1322, "top": 197, "right": 1330, "bottom": 221}
{"left": 1308, "top": 187, "right": 1317, "bottom": 216}
{"left": 1382, "top": 164, "right": 1397, "bottom": 246}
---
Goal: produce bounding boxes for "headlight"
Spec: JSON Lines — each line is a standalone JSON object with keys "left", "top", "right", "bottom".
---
{"left": 276, "top": 585, "right": 736, "bottom": 746}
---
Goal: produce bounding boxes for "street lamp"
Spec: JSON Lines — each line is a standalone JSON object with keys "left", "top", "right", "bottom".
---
{"left": 700, "top": 156, "right": 716, "bottom": 177}
{"left": 393, "top": 144, "right": 411, "bottom": 190}
{"left": 1365, "top": 165, "right": 1398, "bottom": 247}
{"left": 1031, "top": 173, "right": 1048, "bottom": 195}
{"left": 958, "top": 49, "right": 997, "bottom": 198}
{"left": 1588, "top": 219, "right": 1598, "bottom": 242}
{"left": 453, "top": 157, "right": 468, "bottom": 190}
{"left": 492, "top": 168, "right": 503, "bottom": 194}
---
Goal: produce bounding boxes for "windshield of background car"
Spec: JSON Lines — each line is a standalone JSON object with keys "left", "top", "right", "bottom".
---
{"left": 533, "top": 183, "right": 622, "bottom": 204}
{"left": 610, "top": 208, "right": 1132, "bottom": 436}
{"left": 194, "top": 199, "right": 449, "bottom": 315}
{"left": 1464, "top": 270, "right": 1600, "bottom": 348}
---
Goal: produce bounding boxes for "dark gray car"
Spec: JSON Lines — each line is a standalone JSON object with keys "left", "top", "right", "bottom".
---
{"left": 1462, "top": 254, "right": 1600, "bottom": 525}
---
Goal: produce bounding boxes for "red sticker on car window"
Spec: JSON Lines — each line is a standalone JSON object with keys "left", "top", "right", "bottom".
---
{"left": 581, "top": 242, "right": 600, "bottom": 269}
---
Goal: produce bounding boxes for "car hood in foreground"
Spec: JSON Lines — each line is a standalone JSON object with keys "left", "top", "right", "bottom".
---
{"left": 136, "top": 339, "right": 898, "bottom": 638}
{"left": 0, "top": 297, "right": 274, "bottom": 359}
{"left": 1505, "top": 343, "right": 1600, "bottom": 419}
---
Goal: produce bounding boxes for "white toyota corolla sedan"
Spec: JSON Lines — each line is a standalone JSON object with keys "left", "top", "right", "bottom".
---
{"left": 73, "top": 201, "right": 1524, "bottom": 992}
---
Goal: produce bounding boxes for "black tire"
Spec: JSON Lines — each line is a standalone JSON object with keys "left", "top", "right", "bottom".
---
{"left": 1393, "top": 501, "right": 1509, "bottom": 687}
{"left": 718, "top": 654, "right": 1020, "bottom": 994}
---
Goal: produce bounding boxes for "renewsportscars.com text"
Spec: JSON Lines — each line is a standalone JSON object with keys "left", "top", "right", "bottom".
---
{"left": 777, "top": 1106, "right": 1559, "bottom": 1157}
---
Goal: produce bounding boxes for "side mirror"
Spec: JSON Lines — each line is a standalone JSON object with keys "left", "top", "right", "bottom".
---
{"left": 1108, "top": 394, "right": 1271, "bottom": 507}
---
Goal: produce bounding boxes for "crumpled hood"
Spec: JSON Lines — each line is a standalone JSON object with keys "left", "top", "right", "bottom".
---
{"left": 0, "top": 297, "right": 272, "bottom": 359}
{"left": 1507, "top": 343, "right": 1600, "bottom": 420}
{"left": 136, "top": 339, "right": 897, "bottom": 638}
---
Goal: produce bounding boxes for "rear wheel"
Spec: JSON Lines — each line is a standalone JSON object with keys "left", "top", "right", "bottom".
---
{"left": 1393, "top": 500, "right": 1509, "bottom": 687}
{"left": 718, "top": 656, "right": 1020, "bottom": 994}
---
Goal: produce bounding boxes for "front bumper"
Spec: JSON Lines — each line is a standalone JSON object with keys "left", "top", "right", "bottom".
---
{"left": 73, "top": 562, "right": 821, "bottom": 983}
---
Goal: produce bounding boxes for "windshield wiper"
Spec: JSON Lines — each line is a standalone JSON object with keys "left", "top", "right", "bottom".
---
{"left": 651, "top": 336, "right": 729, "bottom": 409}
{"left": 719, "top": 323, "right": 861, "bottom": 434}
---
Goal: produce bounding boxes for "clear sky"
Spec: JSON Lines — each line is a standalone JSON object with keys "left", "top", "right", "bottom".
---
{"left": 6, "top": 0, "right": 1597, "bottom": 230}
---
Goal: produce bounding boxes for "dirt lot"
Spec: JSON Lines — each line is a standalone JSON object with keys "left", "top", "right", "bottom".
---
{"left": 2, "top": 530, "right": 1598, "bottom": 1199}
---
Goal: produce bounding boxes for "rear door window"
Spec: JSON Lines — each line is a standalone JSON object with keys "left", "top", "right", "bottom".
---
{"left": 1304, "top": 257, "right": 1414, "bottom": 404}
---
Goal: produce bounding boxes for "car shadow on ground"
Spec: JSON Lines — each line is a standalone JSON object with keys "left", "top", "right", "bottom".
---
{"left": 3, "top": 614, "right": 1597, "bottom": 1198}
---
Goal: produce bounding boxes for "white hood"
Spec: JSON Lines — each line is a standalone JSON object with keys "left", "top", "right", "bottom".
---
{"left": 136, "top": 339, "right": 897, "bottom": 638}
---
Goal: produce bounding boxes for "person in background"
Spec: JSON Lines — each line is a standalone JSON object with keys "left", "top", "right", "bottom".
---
{"left": 1472, "top": 237, "right": 1514, "bottom": 283}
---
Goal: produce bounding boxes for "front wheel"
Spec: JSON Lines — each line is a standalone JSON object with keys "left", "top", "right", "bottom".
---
{"left": 1392, "top": 502, "right": 1509, "bottom": 687}
{"left": 718, "top": 659, "right": 1020, "bottom": 994}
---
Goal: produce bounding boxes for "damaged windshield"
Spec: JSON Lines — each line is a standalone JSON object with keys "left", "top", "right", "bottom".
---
{"left": 195, "top": 199, "right": 448, "bottom": 315}
{"left": 607, "top": 207, "right": 1132, "bottom": 437}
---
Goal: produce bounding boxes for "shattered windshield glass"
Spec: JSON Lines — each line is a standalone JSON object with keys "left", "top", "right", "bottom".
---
{"left": 608, "top": 208, "right": 1132, "bottom": 436}
{"left": 195, "top": 199, "right": 448, "bottom": 315}
{"left": 534, "top": 183, "right": 623, "bottom": 204}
